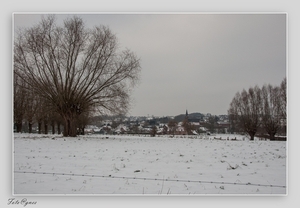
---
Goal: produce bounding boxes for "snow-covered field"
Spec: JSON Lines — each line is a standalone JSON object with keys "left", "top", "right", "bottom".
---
{"left": 13, "top": 133, "right": 287, "bottom": 195}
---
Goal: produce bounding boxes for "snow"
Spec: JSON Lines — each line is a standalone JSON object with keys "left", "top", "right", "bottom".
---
{"left": 13, "top": 133, "right": 286, "bottom": 195}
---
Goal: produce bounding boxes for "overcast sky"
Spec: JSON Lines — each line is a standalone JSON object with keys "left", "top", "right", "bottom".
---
{"left": 14, "top": 13, "right": 286, "bottom": 117}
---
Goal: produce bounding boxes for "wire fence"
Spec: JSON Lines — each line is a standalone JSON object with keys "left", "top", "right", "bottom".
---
{"left": 14, "top": 170, "right": 286, "bottom": 189}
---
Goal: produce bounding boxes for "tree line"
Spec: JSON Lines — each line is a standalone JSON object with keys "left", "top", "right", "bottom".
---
{"left": 14, "top": 15, "right": 141, "bottom": 136}
{"left": 228, "top": 78, "right": 286, "bottom": 140}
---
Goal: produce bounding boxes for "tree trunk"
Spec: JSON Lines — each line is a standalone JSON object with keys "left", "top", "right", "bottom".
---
{"left": 63, "top": 120, "right": 68, "bottom": 137}
{"left": 249, "top": 131, "right": 256, "bottom": 141}
{"left": 269, "top": 133, "right": 276, "bottom": 141}
{"left": 70, "top": 120, "right": 77, "bottom": 137}
{"left": 38, "top": 121, "right": 42, "bottom": 134}
{"left": 28, "top": 122, "right": 33, "bottom": 133}
{"left": 57, "top": 122, "right": 61, "bottom": 135}
{"left": 63, "top": 117, "right": 77, "bottom": 137}
{"left": 44, "top": 121, "right": 48, "bottom": 134}
{"left": 51, "top": 120, "right": 55, "bottom": 134}
{"left": 16, "top": 121, "right": 22, "bottom": 133}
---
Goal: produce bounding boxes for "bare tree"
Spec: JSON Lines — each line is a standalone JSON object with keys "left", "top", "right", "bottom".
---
{"left": 182, "top": 118, "right": 194, "bottom": 135}
{"left": 228, "top": 113, "right": 239, "bottom": 134}
{"left": 14, "top": 15, "right": 141, "bottom": 137}
{"left": 261, "top": 84, "right": 283, "bottom": 140}
{"left": 228, "top": 86, "right": 262, "bottom": 140}
{"left": 33, "top": 96, "right": 51, "bottom": 134}
{"left": 275, "top": 77, "right": 287, "bottom": 136}
{"left": 168, "top": 119, "right": 178, "bottom": 136}
{"left": 280, "top": 77, "right": 287, "bottom": 130}
{"left": 13, "top": 74, "right": 27, "bottom": 132}
{"left": 76, "top": 111, "right": 92, "bottom": 135}
{"left": 24, "top": 87, "right": 39, "bottom": 133}
{"left": 52, "top": 113, "right": 63, "bottom": 134}
{"left": 150, "top": 126, "right": 157, "bottom": 137}
{"left": 207, "top": 115, "right": 218, "bottom": 133}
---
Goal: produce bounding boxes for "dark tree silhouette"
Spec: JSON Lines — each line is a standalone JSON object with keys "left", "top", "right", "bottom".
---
{"left": 13, "top": 74, "right": 27, "bottom": 132}
{"left": 228, "top": 86, "right": 262, "bottom": 140}
{"left": 168, "top": 119, "right": 178, "bottom": 136}
{"left": 261, "top": 84, "right": 283, "bottom": 140}
{"left": 14, "top": 15, "right": 141, "bottom": 137}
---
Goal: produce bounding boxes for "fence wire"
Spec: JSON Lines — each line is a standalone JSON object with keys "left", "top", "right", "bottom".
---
{"left": 14, "top": 170, "right": 286, "bottom": 188}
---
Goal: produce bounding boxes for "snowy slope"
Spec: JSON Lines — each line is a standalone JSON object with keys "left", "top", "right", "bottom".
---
{"left": 13, "top": 133, "right": 286, "bottom": 195}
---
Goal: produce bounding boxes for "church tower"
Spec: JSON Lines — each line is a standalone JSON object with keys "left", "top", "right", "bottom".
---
{"left": 183, "top": 109, "right": 190, "bottom": 135}
{"left": 185, "top": 109, "right": 188, "bottom": 120}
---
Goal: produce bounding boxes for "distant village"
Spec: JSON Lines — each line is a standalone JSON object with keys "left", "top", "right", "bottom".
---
{"left": 84, "top": 110, "right": 231, "bottom": 136}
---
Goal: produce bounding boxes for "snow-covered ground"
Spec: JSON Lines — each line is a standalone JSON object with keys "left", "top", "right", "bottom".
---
{"left": 13, "top": 133, "right": 286, "bottom": 195}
